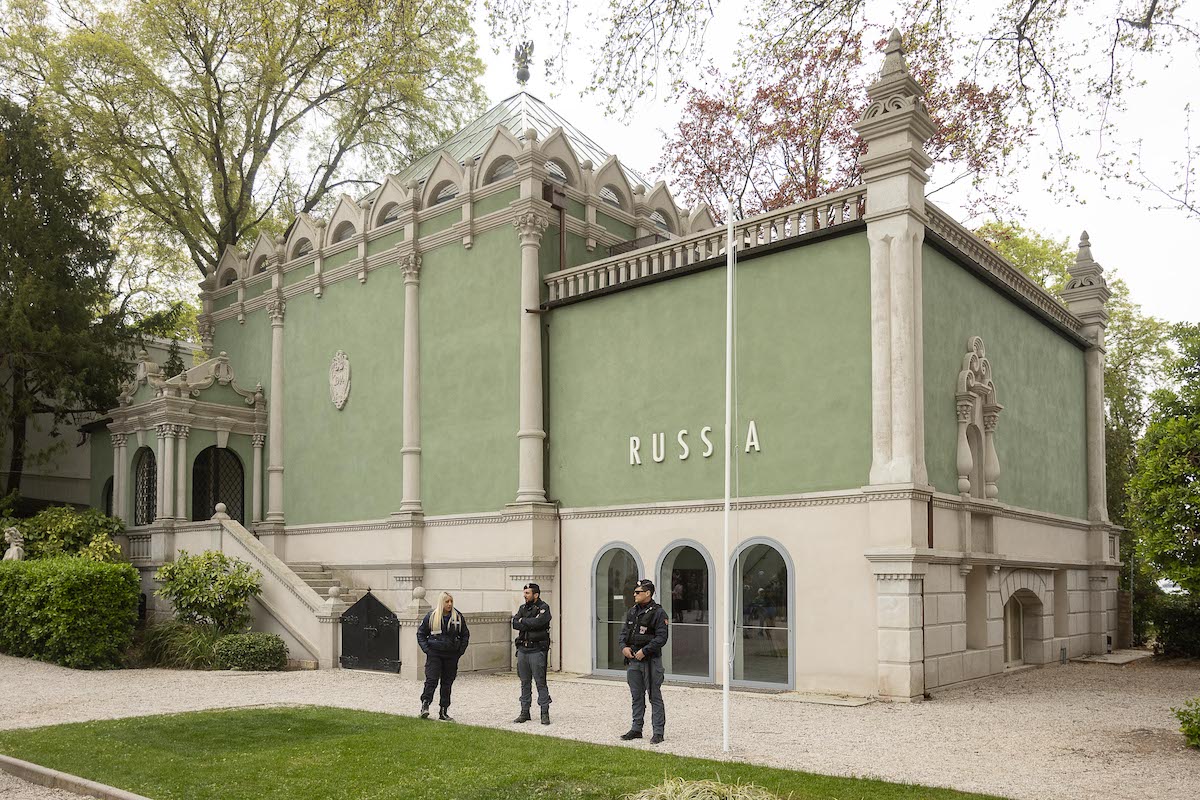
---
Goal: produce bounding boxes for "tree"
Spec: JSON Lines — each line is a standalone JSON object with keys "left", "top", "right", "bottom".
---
{"left": 0, "top": 0, "right": 485, "bottom": 277}
{"left": 485, "top": 0, "right": 1199, "bottom": 217}
{"left": 0, "top": 98, "right": 168, "bottom": 494}
{"left": 1129, "top": 323, "right": 1200, "bottom": 595}
{"left": 657, "top": 27, "right": 1023, "bottom": 219}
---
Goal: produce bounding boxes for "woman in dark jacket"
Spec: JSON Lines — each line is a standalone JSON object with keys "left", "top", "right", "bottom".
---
{"left": 416, "top": 591, "right": 470, "bottom": 720}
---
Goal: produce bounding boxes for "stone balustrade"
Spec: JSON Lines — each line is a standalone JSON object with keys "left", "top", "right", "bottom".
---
{"left": 545, "top": 185, "right": 868, "bottom": 302}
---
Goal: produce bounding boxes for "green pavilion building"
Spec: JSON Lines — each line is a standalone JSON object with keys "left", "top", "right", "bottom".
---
{"left": 91, "top": 33, "right": 1120, "bottom": 700}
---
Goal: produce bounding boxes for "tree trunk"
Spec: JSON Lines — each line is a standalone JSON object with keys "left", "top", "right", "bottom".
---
{"left": 5, "top": 368, "right": 27, "bottom": 496}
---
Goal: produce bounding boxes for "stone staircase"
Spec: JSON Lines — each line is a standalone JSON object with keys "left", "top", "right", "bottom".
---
{"left": 286, "top": 562, "right": 364, "bottom": 606}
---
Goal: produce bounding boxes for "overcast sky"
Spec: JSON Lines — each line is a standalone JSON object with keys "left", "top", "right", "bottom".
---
{"left": 470, "top": 2, "right": 1199, "bottom": 326}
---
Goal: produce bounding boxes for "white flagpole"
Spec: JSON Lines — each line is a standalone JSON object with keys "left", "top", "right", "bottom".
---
{"left": 722, "top": 198, "right": 735, "bottom": 753}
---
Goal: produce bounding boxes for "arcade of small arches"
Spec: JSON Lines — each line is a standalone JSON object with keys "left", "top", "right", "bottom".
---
{"left": 207, "top": 120, "right": 707, "bottom": 291}
{"left": 592, "top": 538, "right": 792, "bottom": 688}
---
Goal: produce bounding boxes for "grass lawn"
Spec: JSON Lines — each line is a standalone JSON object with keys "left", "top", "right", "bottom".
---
{"left": 0, "top": 706, "right": 1003, "bottom": 800}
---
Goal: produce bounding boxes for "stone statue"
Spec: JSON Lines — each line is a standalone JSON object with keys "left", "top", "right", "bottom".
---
{"left": 3, "top": 527, "right": 25, "bottom": 561}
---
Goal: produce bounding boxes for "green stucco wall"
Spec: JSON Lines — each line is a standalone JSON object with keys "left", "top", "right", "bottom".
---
{"left": 597, "top": 211, "right": 635, "bottom": 241}
{"left": 284, "top": 264, "right": 312, "bottom": 287}
{"left": 419, "top": 227, "right": 520, "bottom": 515}
{"left": 366, "top": 229, "right": 405, "bottom": 257}
{"left": 212, "top": 292, "right": 237, "bottom": 312}
{"left": 324, "top": 248, "right": 357, "bottom": 271}
{"left": 474, "top": 187, "right": 519, "bottom": 218}
{"left": 244, "top": 279, "right": 268, "bottom": 301}
{"left": 418, "top": 209, "right": 459, "bottom": 238}
{"left": 922, "top": 244, "right": 1088, "bottom": 518}
{"left": 547, "top": 232, "right": 872, "bottom": 507}
{"left": 281, "top": 264, "right": 406, "bottom": 524}
{"left": 90, "top": 429, "right": 113, "bottom": 511}
{"left": 538, "top": 228, "right": 594, "bottom": 280}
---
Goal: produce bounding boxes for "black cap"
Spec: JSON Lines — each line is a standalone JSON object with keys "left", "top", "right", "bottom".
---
{"left": 524, "top": 582, "right": 541, "bottom": 594}
{"left": 635, "top": 579, "right": 655, "bottom": 595}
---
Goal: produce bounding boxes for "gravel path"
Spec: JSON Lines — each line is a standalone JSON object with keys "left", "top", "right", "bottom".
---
{"left": 0, "top": 654, "right": 1196, "bottom": 800}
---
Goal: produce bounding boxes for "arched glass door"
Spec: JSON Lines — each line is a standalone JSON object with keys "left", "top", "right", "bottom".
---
{"left": 192, "top": 446, "right": 245, "bottom": 524}
{"left": 594, "top": 546, "right": 639, "bottom": 672}
{"left": 733, "top": 542, "right": 790, "bottom": 686}
{"left": 659, "top": 544, "right": 710, "bottom": 679}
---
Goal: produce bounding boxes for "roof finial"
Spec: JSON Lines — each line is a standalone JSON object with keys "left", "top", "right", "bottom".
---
{"left": 514, "top": 41, "right": 533, "bottom": 87}
{"left": 879, "top": 27, "right": 908, "bottom": 79}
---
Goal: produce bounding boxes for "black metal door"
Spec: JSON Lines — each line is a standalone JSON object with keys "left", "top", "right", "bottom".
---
{"left": 339, "top": 591, "right": 401, "bottom": 672}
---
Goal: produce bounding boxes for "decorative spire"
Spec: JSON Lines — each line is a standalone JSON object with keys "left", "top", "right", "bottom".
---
{"left": 514, "top": 41, "right": 533, "bottom": 87}
{"left": 1061, "top": 230, "right": 1111, "bottom": 328}
{"left": 879, "top": 28, "right": 908, "bottom": 80}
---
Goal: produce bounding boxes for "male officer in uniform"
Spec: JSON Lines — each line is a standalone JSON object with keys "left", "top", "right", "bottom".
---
{"left": 511, "top": 582, "right": 553, "bottom": 724}
{"left": 617, "top": 578, "right": 669, "bottom": 744}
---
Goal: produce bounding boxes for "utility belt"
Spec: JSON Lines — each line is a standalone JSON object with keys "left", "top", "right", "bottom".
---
{"left": 519, "top": 628, "right": 550, "bottom": 644}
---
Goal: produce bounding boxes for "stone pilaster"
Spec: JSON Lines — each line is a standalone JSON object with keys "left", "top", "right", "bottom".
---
{"left": 514, "top": 211, "right": 549, "bottom": 504}
{"left": 174, "top": 426, "right": 188, "bottom": 520}
{"left": 154, "top": 425, "right": 167, "bottom": 521}
{"left": 399, "top": 251, "right": 423, "bottom": 512}
{"left": 252, "top": 434, "right": 265, "bottom": 523}
{"left": 111, "top": 433, "right": 127, "bottom": 522}
{"left": 854, "top": 28, "right": 935, "bottom": 488}
{"left": 266, "top": 296, "right": 286, "bottom": 523}
{"left": 874, "top": 567, "right": 927, "bottom": 701}
{"left": 162, "top": 424, "right": 176, "bottom": 520}
{"left": 1061, "top": 232, "right": 1112, "bottom": 523}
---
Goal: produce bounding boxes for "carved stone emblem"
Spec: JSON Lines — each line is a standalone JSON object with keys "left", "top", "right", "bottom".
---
{"left": 329, "top": 351, "right": 351, "bottom": 410}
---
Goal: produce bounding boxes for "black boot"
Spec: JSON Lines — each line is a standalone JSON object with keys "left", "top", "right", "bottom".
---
{"left": 419, "top": 701, "right": 430, "bottom": 719}
{"left": 438, "top": 707, "right": 454, "bottom": 722}
{"left": 650, "top": 733, "right": 664, "bottom": 744}
{"left": 513, "top": 708, "right": 531, "bottom": 724}
{"left": 540, "top": 708, "right": 550, "bottom": 725}
{"left": 619, "top": 729, "right": 642, "bottom": 740}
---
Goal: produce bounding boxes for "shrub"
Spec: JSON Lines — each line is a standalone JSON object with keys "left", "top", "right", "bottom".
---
{"left": 1175, "top": 698, "right": 1200, "bottom": 749}
{"left": 1151, "top": 594, "right": 1200, "bottom": 657}
{"left": 143, "top": 620, "right": 223, "bottom": 669}
{"left": 12, "top": 506, "right": 123, "bottom": 560}
{"left": 0, "top": 557, "right": 138, "bottom": 668}
{"left": 155, "top": 550, "right": 261, "bottom": 633}
{"left": 625, "top": 779, "right": 781, "bottom": 800}
{"left": 214, "top": 632, "right": 288, "bottom": 671}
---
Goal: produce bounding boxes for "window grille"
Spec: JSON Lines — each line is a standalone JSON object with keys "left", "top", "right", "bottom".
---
{"left": 102, "top": 477, "right": 114, "bottom": 517}
{"left": 133, "top": 448, "right": 157, "bottom": 526}
{"left": 192, "top": 446, "right": 245, "bottom": 524}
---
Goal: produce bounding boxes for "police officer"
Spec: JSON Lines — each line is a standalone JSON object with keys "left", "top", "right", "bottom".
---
{"left": 511, "top": 582, "right": 553, "bottom": 725}
{"left": 618, "top": 578, "right": 669, "bottom": 744}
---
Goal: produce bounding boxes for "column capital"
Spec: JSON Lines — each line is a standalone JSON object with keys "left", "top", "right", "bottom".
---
{"left": 267, "top": 295, "right": 286, "bottom": 324}
{"left": 252, "top": 433, "right": 266, "bottom": 448}
{"left": 155, "top": 423, "right": 170, "bottom": 438}
{"left": 112, "top": 433, "right": 127, "bottom": 448}
{"left": 400, "top": 251, "right": 422, "bottom": 283}
{"left": 514, "top": 211, "right": 549, "bottom": 244}
{"left": 197, "top": 317, "right": 214, "bottom": 352}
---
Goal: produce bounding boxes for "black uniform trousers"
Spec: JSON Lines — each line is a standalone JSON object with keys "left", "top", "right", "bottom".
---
{"left": 421, "top": 653, "right": 460, "bottom": 709}
{"left": 516, "top": 648, "right": 551, "bottom": 710}
{"left": 626, "top": 656, "right": 666, "bottom": 736}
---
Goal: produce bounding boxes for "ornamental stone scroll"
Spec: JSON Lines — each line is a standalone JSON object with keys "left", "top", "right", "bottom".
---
{"left": 955, "top": 336, "right": 1003, "bottom": 499}
{"left": 329, "top": 350, "right": 351, "bottom": 410}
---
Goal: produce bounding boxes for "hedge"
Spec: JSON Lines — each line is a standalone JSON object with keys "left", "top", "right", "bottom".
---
{"left": 0, "top": 557, "right": 139, "bottom": 668}
{"left": 214, "top": 632, "right": 288, "bottom": 671}
{"left": 1152, "top": 594, "right": 1200, "bottom": 657}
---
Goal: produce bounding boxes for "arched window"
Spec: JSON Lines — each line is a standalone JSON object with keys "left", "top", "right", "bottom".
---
{"left": 331, "top": 221, "right": 356, "bottom": 243}
{"left": 192, "top": 446, "right": 245, "bottom": 524}
{"left": 220, "top": 269, "right": 238, "bottom": 288}
{"left": 133, "top": 447, "right": 157, "bottom": 526}
{"left": 594, "top": 544, "right": 642, "bottom": 672}
{"left": 378, "top": 203, "right": 401, "bottom": 226}
{"left": 431, "top": 181, "right": 458, "bottom": 206}
{"left": 658, "top": 543, "right": 712, "bottom": 680}
{"left": 600, "top": 185, "right": 624, "bottom": 208}
{"left": 485, "top": 157, "right": 517, "bottom": 184}
{"left": 102, "top": 477, "right": 114, "bottom": 517}
{"left": 732, "top": 541, "right": 790, "bottom": 686}
{"left": 545, "top": 159, "right": 569, "bottom": 185}
{"left": 650, "top": 209, "right": 673, "bottom": 233}
{"left": 292, "top": 238, "right": 313, "bottom": 259}
{"left": 252, "top": 255, "right": 268, "bottom": 274}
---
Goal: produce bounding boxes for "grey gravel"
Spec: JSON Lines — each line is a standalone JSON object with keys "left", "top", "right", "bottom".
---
{"left": 0, "top": 771, "right": 79, "bottom": 800}
{"left": 0, "top": 653, "right": 1197, "bottom": 800}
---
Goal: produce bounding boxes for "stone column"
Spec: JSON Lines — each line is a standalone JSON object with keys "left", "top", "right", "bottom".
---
{"left": 1061, "top": 233, "right": 1111, "bottom": 523}
{"left": 266, "top": 296, "right": 286, "bottom": 523}
{"left": 514, "top": 212, "right": 549, "bottom": 504}
{"left": 252, "top": 434, "right": 265, "bottom": 523}
{"left": 112, "top": 433, "right": 127, "bottom": 522}
{"left": 162, "top": 424, "right": 176, "bottom": 520}
{"left": 154, "top": 425, "right": 167, "bottom": 521}
{"left": 175, "top": 426, "right": 188, "bottom": 520}
{"left": 853, "top": 28, "right": 935, "bottom": 488}
{"left": 400, "top": 252, "right": 423, "bottom": 511}
{"left": 874, "top": 568, "right": 927, "bottom": 701}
